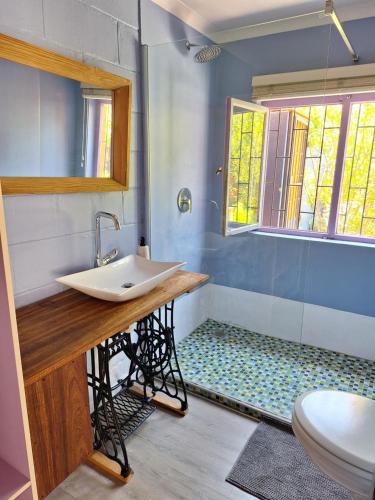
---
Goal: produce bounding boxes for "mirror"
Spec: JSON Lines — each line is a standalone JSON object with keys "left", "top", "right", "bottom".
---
{"left": 0, "top": 33, "right": 131, "bottom": 194}
{"left": 0, "top": 59, "right": 113, "bottom": 179}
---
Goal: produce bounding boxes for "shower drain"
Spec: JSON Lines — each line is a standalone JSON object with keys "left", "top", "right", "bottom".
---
{"left": 213, "top": 329, "right": 226, "bottom": 338}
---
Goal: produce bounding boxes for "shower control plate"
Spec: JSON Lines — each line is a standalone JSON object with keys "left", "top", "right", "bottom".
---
{"left": 177, "top": 188, "right": 192, "bottom": 213}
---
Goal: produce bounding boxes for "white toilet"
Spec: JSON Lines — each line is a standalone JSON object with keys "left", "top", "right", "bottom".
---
{"left": 292, "top": 390, "right": 375, "bottom": 500}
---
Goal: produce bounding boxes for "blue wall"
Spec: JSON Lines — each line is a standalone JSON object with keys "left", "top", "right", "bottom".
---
{"left": 207, "top": 17, "right": 375, "bottom": 317}
{"left": 141, "top": 0, "right": 216, "bottom": 273}
{"left": 142, "top": 4, "right": 375, "bottom": 317}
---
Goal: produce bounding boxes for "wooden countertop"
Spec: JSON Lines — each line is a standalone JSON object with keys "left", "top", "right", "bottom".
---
{"left": 17, "top": 270, "right": 208, "bottom": 386}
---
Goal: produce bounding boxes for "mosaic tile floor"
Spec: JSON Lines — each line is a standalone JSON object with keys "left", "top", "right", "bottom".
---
{"left": 176, "top": 319, "right": 375, "bottom": 421}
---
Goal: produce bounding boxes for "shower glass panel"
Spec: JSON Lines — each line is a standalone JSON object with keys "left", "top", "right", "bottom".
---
{"left": 298, "top": 27, "right": 375, "bottom": 413}
{"left": 144, "top": 9, "right": 375, "bottom": 423}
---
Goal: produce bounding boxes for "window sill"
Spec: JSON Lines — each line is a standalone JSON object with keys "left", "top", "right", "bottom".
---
{"left": 254, "top": 229, "right": 375, "bottom": 249}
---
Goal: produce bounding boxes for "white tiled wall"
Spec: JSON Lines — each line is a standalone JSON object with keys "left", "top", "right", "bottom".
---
{"left": 0, "top": 0, "right": 144, "bottom": 307}
{"left": 203, "top": 284, "right": 304, "bottom": 344}
{"left": 204, "top": 284, "right": 375, "bottom": 361}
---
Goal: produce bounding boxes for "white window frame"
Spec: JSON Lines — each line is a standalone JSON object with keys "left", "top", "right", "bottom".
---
{"left": 222, "top": 97, "right": 269, "bottom": 237}
{"left": 223, "top": 90, "right": 375, "bottom": 244}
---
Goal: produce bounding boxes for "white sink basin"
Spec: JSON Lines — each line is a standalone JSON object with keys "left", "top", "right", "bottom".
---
{"left": 56, "top": 255, "right": 186, "bottom": 302}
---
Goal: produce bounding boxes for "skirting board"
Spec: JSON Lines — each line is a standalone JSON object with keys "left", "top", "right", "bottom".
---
{"left": 201, "top": 284, "right": 375, "bottom": 362}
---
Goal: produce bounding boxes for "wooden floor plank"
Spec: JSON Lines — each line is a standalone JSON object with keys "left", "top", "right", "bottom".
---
{"left": 46, "top": 395, "right": 258, "bottom": 500}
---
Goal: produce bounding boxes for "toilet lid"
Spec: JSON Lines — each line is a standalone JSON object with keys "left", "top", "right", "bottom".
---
{"left": 294, "top": 390, "right": 375, "bottom": 473}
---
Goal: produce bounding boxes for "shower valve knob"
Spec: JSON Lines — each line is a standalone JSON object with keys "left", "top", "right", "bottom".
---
{"left": 177, "top": 188, "right": 192, "bottom": 213}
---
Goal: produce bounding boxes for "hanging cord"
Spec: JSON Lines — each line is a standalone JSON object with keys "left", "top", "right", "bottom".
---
{"left": 41, "top": 0, "right": 46, "bottom": 38}
{"left": 322, "top": 22, "right": 333, "bottom": 103}
{"left": 116, "top": 21, "right": 121, "bottom": 65}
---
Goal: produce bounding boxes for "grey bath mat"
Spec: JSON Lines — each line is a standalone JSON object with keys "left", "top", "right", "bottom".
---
{"left": 226, "top": 421, "right": 353, "bottom": 500}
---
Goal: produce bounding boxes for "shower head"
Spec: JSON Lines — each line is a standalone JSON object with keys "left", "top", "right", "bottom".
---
{"left": 185, "top": 41, "right": 222, "bottom": 63}
{"left": 195, "top": 45, "right": 221, "bottom": 63}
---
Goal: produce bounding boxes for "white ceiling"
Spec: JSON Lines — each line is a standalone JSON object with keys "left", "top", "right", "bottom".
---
{"left": 151, "top": 0, "right": 375, "bottom": 43}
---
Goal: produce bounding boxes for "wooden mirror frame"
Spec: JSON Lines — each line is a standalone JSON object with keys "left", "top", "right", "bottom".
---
{"left": 0, "top": 34, "right": 131, "bottom": 195}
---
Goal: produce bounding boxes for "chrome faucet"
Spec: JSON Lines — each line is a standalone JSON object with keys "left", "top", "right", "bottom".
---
{"left": 95, "top": 211, "right": 121, "bottom": 267}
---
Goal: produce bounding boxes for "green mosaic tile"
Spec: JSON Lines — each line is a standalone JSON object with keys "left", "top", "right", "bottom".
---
{"left": 176, "top": 319, "right": 375, "bottom": 421}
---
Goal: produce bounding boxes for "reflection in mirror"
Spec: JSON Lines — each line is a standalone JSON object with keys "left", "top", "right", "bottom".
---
{"left": 0, "top": 59, "right": 112, "bottom": 178}
{"left": 223, "top": 98, "right": 268, "bottom": 236}
{"left": 81, "top": 88, "right": 112, "bottom": 178}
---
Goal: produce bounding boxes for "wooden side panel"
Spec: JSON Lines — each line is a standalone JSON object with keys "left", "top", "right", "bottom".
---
{"left": 26, "top": 356, "right": 92, "bottom": 498}
{"left": 0, "top": 183, "right": 38, "bottom": 498}
{"left": 113, "top": 85, "right": 132, "bottom": 189}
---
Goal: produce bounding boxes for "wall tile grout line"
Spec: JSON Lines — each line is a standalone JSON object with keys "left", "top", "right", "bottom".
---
{"left": 7, "top": 224, "right": 138, "bottom": 248}
{"left": 0, "top": 22, "right": 141, "bottom": 75}
{"left": 75, "top": 0, "right": 139, "bottom": 31}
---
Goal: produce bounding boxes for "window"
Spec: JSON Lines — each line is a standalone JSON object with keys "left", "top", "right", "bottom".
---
{"left": 223, "top": 93, "right": 375, "bottom": 242}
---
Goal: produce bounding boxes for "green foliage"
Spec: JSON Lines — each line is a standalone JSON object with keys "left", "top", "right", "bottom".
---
{"left": 298, "top": 105, "right": 341, "bottom": 233}
{"left": 228, "top": 110, "right": 264, "bottom": 225}
{"left": 227, "top": 101, "right": 375, "bottom": 238}
{"left": 338, "top": 102, "right": 375, "bottom": 237}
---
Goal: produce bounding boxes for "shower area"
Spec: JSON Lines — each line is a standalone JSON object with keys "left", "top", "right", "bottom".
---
{"left": 140, "top": 1, "right": 375, "bottom": 423}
